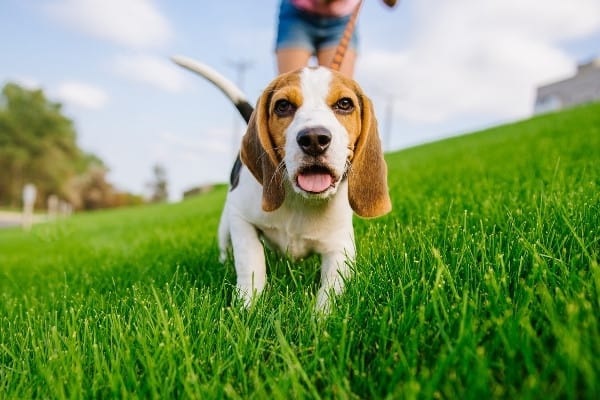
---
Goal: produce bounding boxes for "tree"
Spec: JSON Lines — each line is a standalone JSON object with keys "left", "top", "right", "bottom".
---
{"left": 65, "top": 160, "right": 113, "bottom": 210}
{"left": 147, "top": 164, "right": 169, "bottom": 203}
{"left": 0, "top": 82, "right": 82, "bottom": 207}
{"left": 0, "top": 82, "right": 143, "bottom": 210}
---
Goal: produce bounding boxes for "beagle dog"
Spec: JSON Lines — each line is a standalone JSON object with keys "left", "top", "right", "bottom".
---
{"left": 217, "top": 66, "right": 391, "bottom": 311}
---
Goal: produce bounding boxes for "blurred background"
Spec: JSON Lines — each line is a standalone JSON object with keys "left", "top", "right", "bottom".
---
{"left": 1, "top": 0, "right": 599, "bottom": 209}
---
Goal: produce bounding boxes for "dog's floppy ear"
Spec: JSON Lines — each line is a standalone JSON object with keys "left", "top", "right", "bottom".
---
{"left": 240, "top": 90, "right": 285, "bottom": 212}
{"left": 348, "top": 94, "right": 392, "bottom": 218}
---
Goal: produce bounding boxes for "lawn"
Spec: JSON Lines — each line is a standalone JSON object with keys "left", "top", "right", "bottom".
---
{"left": 1, "top": 103, "right": 599, "bottom": 399}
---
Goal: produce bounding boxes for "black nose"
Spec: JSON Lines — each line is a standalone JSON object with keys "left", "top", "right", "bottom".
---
{"left": 296, "top": 126, "right": 332, "bottom": 156}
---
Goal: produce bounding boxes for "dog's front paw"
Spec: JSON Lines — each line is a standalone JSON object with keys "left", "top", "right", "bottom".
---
{"left": 315, "top": 287, "right": 334, "bottom": 314}
{"left": 219, "top": 249, "right": 228, "bottom": 264}
{"left": 235, "top": 283, "right": 263, "bottom": 309}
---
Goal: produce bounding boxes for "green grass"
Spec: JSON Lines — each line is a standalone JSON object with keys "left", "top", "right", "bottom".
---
{"left": 1, "top": 103, "right": 599, "bottom": 399}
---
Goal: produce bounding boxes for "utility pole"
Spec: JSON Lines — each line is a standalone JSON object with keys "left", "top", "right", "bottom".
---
{"left": 383, "top": 94, "right": 395, "bottom": 152}
{"left": 228, "top": 60, "right": 253, "bottom": 159}
{"left": 370, "top": 85, "right": 397, "bottom": 152}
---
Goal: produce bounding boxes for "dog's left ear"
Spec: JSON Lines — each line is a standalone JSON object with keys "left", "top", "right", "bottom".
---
{"left": 348, "top": 94, "right": 392, "bottom": 218}
{"left": 240, "top": 90, "right": 285, "bottom": 212}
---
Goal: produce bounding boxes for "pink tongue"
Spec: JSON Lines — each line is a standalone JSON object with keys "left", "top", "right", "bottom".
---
{"left": 298, "top": 173, "right": 332, "bottom": 193}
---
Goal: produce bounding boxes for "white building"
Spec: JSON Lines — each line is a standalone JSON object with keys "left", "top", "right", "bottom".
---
{"left": 534, "top": 58, "right": 600, "bottom": 114}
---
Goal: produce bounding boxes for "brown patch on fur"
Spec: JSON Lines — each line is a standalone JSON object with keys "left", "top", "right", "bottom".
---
{"left": 241, "top": 70, "right": 303, "bottom": 211}
{"left": 329, "top": 73, "right": 392, "bottom": 218}
{"left": 325, "top": 76, "right": 362, "bottom": 147}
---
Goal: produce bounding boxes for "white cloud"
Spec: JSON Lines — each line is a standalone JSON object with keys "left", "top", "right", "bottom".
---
{"left": 55, "top": 81, "right": 108, "bottom": 109}
{"left": 358, "top": 0, "right": 600, "bottom": 125}
{"left": 113, "top": 54, "right": 189, "bottom": 93}
{"left": 45, "top": 0, "right": 172, "bottom": 49}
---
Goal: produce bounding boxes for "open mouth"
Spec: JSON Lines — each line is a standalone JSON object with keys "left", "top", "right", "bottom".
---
{"left": 296, "top": 165, "right": 336, "bottom": 194}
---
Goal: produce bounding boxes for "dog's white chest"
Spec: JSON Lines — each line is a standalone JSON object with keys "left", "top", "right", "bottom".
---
{"left": 260, "top": 217, "right": 321, "bottom": 260}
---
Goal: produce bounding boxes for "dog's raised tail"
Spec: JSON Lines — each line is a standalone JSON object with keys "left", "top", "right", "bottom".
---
{"left": 171, "top": 55, "right": 254, "bottom": 123}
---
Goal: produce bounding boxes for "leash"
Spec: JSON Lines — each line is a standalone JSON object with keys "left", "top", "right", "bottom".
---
{"left": 329, "top": 0, "right": 364, "bottom": 72}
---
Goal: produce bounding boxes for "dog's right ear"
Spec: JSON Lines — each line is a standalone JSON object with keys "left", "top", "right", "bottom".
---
{"left": 240, "top": 94, "right": 285, "bottom": 212}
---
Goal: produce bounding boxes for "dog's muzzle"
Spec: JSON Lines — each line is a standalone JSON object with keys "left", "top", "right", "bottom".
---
{"left": 296, "top": 126, "right": 331, "bottom": 157}
{"left": 294, "top": 126, "right": 338, "bottom": 194}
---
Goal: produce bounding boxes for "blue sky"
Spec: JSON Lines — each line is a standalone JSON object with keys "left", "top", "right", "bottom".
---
{"left": 1, "top": 0, "right": 599, "bottom": 201}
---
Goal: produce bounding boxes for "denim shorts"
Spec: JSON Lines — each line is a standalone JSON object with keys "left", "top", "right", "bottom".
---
{"left": 275, "top": 0, "right": 359, "bottom": 54}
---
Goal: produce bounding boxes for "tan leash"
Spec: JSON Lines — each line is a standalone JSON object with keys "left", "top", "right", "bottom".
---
{"left": 329, "top": 0, "right": 364, "bottom": 72}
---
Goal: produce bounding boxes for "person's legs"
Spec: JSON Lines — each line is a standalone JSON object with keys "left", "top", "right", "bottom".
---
{"left": 276, "top": 0, "right": 315, "bottom": 74}
{"left": 314, "top": 11, "right": 359, "bottom": 77}
{"left": 317, "top": 47, "right": 357, "bottom": 77}
{"left": 277, "top": 48, "right": 313, "bottom": 74}
{"left": 275, "top": 0, "right": 358, "bottom": 76}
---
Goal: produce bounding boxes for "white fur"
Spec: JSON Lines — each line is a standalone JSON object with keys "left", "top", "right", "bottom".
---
{"left": 218, "top": 67, "right": 356, "bottom": 312}
{"left": 284, "top": 68, "right": 351, "bottom": 199}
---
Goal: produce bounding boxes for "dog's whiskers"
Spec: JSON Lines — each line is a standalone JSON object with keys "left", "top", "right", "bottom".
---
{"left": 269, "top": 161, "right": 287, "bottom": 188}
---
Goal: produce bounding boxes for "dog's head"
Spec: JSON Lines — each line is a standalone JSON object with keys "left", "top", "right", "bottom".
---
{"left": 241, "top": 66, "right": 391, "bottom": 218}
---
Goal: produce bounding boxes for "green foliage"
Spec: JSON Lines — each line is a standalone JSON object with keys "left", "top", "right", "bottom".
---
{"left": 0, "top": 82, "right": 140, "bottom": 210}
{"left": 0, "top": 103, "right": 599, "bottom": 398}
{"left": 0, "top": 83, "right": 82, "bottom": 207}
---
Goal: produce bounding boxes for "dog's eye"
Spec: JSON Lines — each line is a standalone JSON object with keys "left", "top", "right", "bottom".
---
{"left": 333, "top": 97, "right": 354, "bottom": 114}
{"left": 274, "top": 99, "right": 296, "bottom": 117}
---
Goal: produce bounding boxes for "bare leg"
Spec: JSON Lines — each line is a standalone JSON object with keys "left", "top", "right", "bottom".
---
{"left": 276, "top": 48, "right": 313, "bottom": 74}
{"left": 317, "top": 48, "right": 357, "bottom": 78}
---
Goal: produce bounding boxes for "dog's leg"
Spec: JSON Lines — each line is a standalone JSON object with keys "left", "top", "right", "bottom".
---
{"left": 217, "top": 207, "right": 231, "bottom": 264}
{"left": 229, "top": 217, "right": 266, "bottom": 307}
{"left": 316, "top": 245, "right": 356, "bottom": 313}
